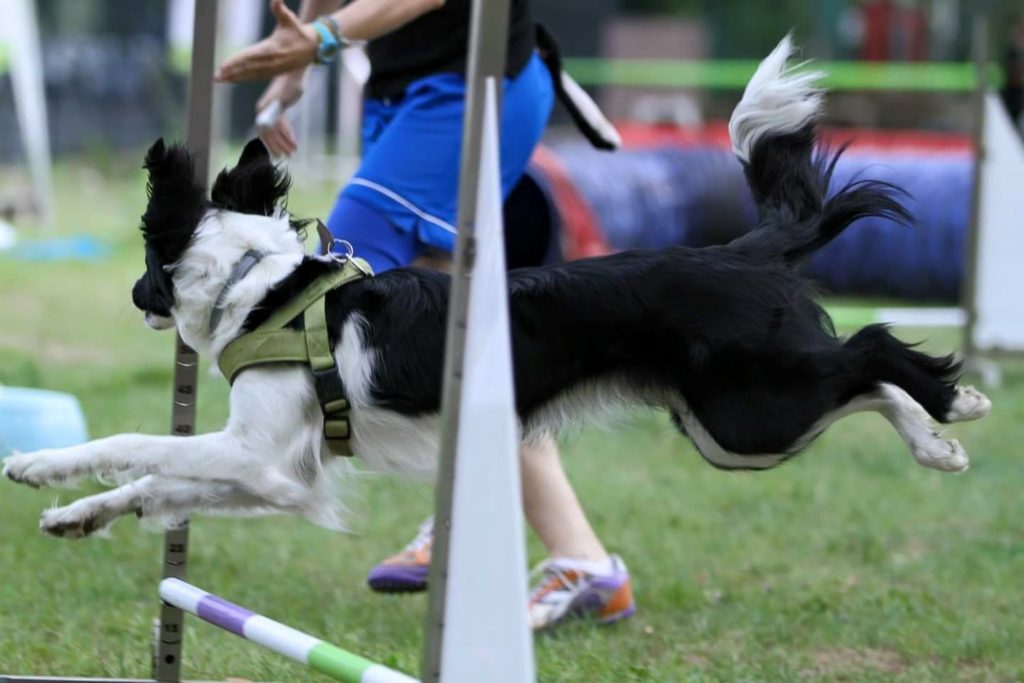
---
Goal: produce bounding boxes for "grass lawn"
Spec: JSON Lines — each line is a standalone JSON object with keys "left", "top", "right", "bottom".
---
{"left": 1, "top": 155, "right": 1022, "bottom": 682}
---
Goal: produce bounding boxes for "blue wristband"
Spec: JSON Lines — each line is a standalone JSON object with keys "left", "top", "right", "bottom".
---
{"left": 311, "top": 19, "right": 340, "bottom": 64}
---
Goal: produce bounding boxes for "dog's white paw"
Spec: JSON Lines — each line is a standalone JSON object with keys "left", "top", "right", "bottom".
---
{"left": 3, "top": 450, "right": 81, "bottom": 488}
{"left": 946, "top": 385, "right": 992, "bottom": 423}
{"left": 911, "top": 434, "right": 969, "bottom": 473}
{"left": 40, "top": 501, "right": 116, "bottom": 539}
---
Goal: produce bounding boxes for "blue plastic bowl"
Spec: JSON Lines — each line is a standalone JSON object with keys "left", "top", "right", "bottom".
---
{"left": 0, "top": 386, "right": 89, "bottom": 456}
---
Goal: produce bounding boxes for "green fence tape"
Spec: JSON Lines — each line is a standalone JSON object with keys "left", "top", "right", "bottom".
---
{"left": 827, "top": 306, "right": 881, "bottom": 329}
{"left": 563, "top": 58, "right": 1003, "bottom": 92}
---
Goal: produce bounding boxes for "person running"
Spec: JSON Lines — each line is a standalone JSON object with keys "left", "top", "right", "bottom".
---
{"left": 216, "top": 0, "right": 633, "bottom": 630}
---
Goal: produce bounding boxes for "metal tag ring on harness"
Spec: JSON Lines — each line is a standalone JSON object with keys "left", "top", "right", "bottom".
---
{"left": 328, "top": 238, "right": 355, "bottom": 262}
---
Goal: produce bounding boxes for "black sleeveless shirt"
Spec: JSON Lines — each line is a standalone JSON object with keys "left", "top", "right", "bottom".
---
{"left": 364, "top": 0, "right": 534, "bottom": 101}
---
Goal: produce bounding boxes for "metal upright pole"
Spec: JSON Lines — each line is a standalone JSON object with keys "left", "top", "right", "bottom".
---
{"left": 421, "top": 0, "right": 511, "bottom": 680}
{"left": 153, "top": 2, "right": 219, "bottom": 680}
{"left": 962, "top": 13, "right": 988, "bottom": 361}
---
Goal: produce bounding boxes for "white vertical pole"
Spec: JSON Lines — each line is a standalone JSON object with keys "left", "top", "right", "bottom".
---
{"left": 5, "top": 0, "right": 54, "bottom": 230}
{"left": 422, "top": 0, "right": 534, "bottom": 680}
{"left": 212, "top": 0, "right": 262, "bottom": 170}
{"left": 969, "top": 92, "right": 1024, "bottom": 354}
{"left": 336, "top": 48, "right": 370, "bottom": 179}
{"left": 437, "top": 80, "right": 534, "bottom": 683}
{"left": 292, "top": 65, "right": 329, "bottom": 177}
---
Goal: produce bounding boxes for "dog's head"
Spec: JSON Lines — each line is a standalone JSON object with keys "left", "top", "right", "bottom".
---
{"left": 131, "top": 138, "right": 293, "bottom": 331}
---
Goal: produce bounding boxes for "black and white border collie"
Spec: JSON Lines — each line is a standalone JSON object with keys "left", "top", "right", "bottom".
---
{"left": 4, "top": 37, "right": 990, "bottom": 538}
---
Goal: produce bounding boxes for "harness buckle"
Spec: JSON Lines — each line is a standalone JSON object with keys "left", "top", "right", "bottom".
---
{"left": 311, "top": 365, "right": 346, "bottom": 408}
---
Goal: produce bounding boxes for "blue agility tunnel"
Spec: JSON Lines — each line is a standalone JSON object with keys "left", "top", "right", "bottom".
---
{"left": 523, "top": 131, "right": 973, "bottom": 303}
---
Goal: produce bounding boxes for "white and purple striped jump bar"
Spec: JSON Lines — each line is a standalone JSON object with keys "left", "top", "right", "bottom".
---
{"left": 159, "top": 578, "right": 417, "bottom": 683}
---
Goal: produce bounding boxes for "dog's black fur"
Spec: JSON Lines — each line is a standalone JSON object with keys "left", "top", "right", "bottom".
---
{"left": 133, "top": 113, "right": 965, "bottom": 471}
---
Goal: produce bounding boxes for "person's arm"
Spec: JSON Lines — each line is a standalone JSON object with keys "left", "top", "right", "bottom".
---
{"left": 321, "top": 0, "right": 445, "bottom": 42}
{"left": 216, "top": 0, "right": 445, "bottom": 83}
{"left": 294, "top": 0, "right": 345, "bottom": 23}
{"left": 248, "top": 1, "right": 344, "bottom": 156}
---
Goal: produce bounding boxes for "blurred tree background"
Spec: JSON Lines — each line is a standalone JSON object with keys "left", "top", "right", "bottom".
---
{"left": 616, "top": 0, "right": 1022, "bottom": 60}
{"left": 2, "top": 0, "right": 1022, "bottom": 160}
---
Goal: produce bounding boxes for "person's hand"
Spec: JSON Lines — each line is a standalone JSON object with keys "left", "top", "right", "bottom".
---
{"left": 259, "top": 115, "right": 299, "bottom": 158}
{"left": 257, "top": 111, "right": 300, "bottom": 157}
{"left": 255, "top": 71, "right": 306, "bottom": 157}
{"left": 215, "top": 0, "right": 319, "bottom": 83}
{"left": 258, "top": 70, "right": 306, "bottom": 112}
{"left": 254, "top": 71, "right": 305, "bottom": 157}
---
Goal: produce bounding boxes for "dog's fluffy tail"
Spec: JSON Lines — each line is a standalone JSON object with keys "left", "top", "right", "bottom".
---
{"left": 728, "top": 34, "right": 911, "bottom": 266}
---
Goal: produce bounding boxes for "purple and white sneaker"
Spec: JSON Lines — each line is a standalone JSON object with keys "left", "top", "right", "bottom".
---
{"left": 528, "top": 555, "right": 635, "bottom": 630}
{"left": 367, "top": 517, "right": 433, "bottom": 593}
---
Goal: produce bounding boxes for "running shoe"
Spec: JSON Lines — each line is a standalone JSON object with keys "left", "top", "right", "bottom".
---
{"left": 528, "top": 554, "right": 635, "bottom": 630}
{"left": 366, "top": 516, "right": 433, "bottom": 593}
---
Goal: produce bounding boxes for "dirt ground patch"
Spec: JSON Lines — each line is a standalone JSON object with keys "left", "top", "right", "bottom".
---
{"left": 801, "top": 647, "right": 906, "bottom": 678}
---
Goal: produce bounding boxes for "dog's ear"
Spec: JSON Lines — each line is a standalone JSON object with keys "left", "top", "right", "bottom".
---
{"left": 210, "top": 138, "right": 290, "bottom": 217}
{"left": 236, "top": 137, "right": 270, "bottom": 167}
{"left": 140, "top": 138, "right": 207, "bottom": 264}
{"left": 144, "top": 137, "right": 167, "bottom": 169}
{"left": 143, "top": 138, "right": 201, "bottom": 198}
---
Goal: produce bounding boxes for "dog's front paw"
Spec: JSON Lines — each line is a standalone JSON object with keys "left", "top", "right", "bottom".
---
{"left": 4, "top": 450, "right": 79, "bottom": 488}
{"left": 946, "top": 385, "right": 992, "bottom": 423}
{"left": 3, "top": 453, "right": 38, "bottom": 488}
{"left": 40, "top": 502, "right": 114, "bottom": 539}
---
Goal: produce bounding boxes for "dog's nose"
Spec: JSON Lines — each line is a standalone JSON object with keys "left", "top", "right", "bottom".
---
{"left": 131, "top": 277, "right": 147, "bottom": 311}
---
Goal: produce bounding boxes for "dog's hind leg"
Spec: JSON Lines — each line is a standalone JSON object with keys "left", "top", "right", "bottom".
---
{"left": 844, "top": 324, "right": 990, "bottom": 424}
{"left": 672, "top": 381, "right": 970, "bottom": 473}
{"left": 38, "top": 475, "right": 262, "bottom": 539}
{"left": 871, "top": 383, "right": 971, "bottom": 472}
{"left": 791, "top": 383, "right": 970, "bottom": 472}
{"left": 670, "top": 404, "right": 793, "bottom": 471}
{"left": 945, "top": 385, "right": 992, "bottom": 423}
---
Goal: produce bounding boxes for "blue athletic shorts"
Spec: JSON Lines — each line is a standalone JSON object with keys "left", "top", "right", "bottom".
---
{"left": 327, "top": 52, "right": 554, "bottom": 271}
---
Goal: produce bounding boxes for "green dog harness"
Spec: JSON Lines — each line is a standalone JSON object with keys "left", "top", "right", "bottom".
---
{"left": 217, "top": 257, "right": 372, "bottom": 456}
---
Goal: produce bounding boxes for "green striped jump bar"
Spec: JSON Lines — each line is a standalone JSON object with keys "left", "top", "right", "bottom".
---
{"left": 159, "top": 578, "right": 417, "bottom": 683}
